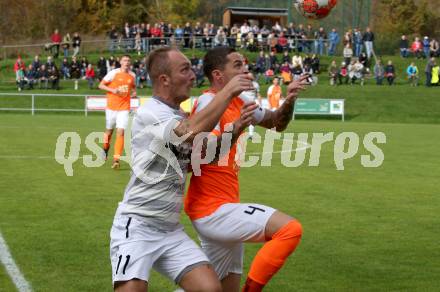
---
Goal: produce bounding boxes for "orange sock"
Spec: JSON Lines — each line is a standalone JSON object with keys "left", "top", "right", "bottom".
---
{"left": 113, "top": 134, "right": 124, "bottom": 160}
{"left": 244, "top": 220, "right": 303, "bottom": 291}
{"left": 103, "top": 132, "right": 111, "bottom": 151}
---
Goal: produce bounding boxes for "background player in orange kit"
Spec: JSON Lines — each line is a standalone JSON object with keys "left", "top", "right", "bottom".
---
{"left": 184, "top": 47, "right": 310, "bottom": 292}
{"left": 98, "top": 55, "right": 137, "bottom": 169}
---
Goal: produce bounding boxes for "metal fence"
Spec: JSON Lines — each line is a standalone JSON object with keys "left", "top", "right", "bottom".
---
{"left": 0, "top": 93, "right": 91, "bottom": 116}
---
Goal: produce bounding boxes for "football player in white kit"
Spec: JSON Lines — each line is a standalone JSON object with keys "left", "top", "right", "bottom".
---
{"left": 109, "top": 47, "right": 256, "bottom": 292}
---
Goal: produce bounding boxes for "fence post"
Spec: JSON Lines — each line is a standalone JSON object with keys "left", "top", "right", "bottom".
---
{"left": 31, "top": 94, "right": 35, "bottom": 115}
{"left": 84, "top": 95, "right": 88, "bottom": 117}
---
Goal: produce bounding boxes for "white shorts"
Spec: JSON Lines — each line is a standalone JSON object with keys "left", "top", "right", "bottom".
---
{"left": 192, "top": 203, "right": 276, "bottom": 280}
{"left": 110, "top": 216, "right": 209, "bottom": 285}
{"left": 105, "top": 109, "right": 129, "bottom": 130}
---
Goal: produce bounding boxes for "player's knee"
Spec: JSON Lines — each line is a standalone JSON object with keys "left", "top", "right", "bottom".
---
{"left": 192, "top": 280, "right": 222, "bottom": 292}
{"left": 274, "top": 220, "right": 303, "bottom": 241}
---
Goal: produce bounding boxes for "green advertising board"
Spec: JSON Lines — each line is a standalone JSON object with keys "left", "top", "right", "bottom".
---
{"left": 293, "top": 98, "right": 345, "bottom": 121}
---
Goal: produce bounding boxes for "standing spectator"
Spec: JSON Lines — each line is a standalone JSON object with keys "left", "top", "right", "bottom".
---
{"left": 277, "top": 32, "right": 288, "bottom": 53}
{"left": 134, "top": 32, "right": 142, "bottom": 55}
{"left": 411, "top": 37, "right": 423, "bottom": 59}
{"left": 406, "top": 62, "right": 419, "bottom": 86}
{"left": 431, "top": 63, "right": 440, "bottom": 86}
{"left": 374, "top": 60, "right": 385, "bottom": 85}
{"left": 425, "top": 58, "right": 435, "bottom": 87}
{"left": 422, "top": 36, "right": 430, "bottom": 59}
{"left": 384, "top": 60, "right": 396, "bottom": 85}
{"left": 305, "top": 24, "right": 314, "bottom": 53}
{"left": 328, "top": 28, "right": 340, "bottom": 56}
{"left": 13, "top": 57, "right": 26, "bottom": 81}
{"left": 343, "top": 43, "right": 353, "bottom": 66}
{"left": 72, "top": 32, "right": 81, "bottom": 57}
{"left": 430, "top": 38, "right": 439, "bottom": 57}
{"left": 362, "top": 27, "right": 374, "bottom": 59}
{"left": 297, "top": 24, "right": 305, "bottom": 52}
{"left": 229, "top": 24, "right": 238, "bottom": 48}
{"left": 183, "top": 22, "right": 192, "bottom": 48}
{"left": 353, "top": 28, "right": 363, "bottom": 57}
{"left": 424, "top": 57, "right": 435, "bottom": 87}
{"left": 62, "top": 33, "right": 71, "bottom": 57}
{"left": 399, "top": 35, "right": 409, "bottom": 58}
{"left": 108, "top": 25, "right": 119, "bottom": 53}
{"left": 50, "top": 29, "right": 62, "bottom": 58}
{"left": 315, "top": 27, "right": 327, "bottom": 55}
{"left": 343, "top": 29, "right": 352, "bottom": 47}
{"left": 85, "top": 64, "right": 96, "bottom": 89}
{"left": 328, "top": 60, "right": 338, "bottom": 85}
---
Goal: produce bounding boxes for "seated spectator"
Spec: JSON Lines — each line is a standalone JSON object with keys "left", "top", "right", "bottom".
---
{"left": 338, "top": 62, "right": 349, "bottom": 85}
{"left": 411, "top": 37, "right": 423, "bottom": 59}
{"left": 385, "top": 60, "right": 396, "bottom": 85}
{"left": 267, "top": 77, "right": 282, "bottom": 110}
{"left": 25, "top": 64, "right": 38, "bottom": 89}
{"left": 61, "top": 58, "right": 71, "bottom": 79}
{"left": 374, "top": 60, "right": 385, "bottom": 85}
{"left": 399, "top": 35, "right": 409, "bottom": 58}
{"left": 80, "top": 56, "right": 89, "bottom": 78}
{"left": 311, "top": 54, "right": 320, "bottom": 74}
{"left": 348, "top": 60, "right": 365, "bottom": 85}
{"left": 291, "top": 63, "right": 303, "bottom": 81}
{"left": 38, "top": 64, "right": 49, "bottom": 89}
{"left": 328, "top": 60, "right": 338, "bottom": 86}
{"left": 16, "top": 66, "right": 26, "bottom": 91}
{"left": 282, "top": 51, "right": 291, "bottom": 64}
{"left": 202, "top": 30, "right": 212, "bottom": 49}
{"left": 280, "top": 62, "right": 292, "bottom": 84}
{"left": 264, "top": 67, "right": 274, "bottom": 84}
{"left": 48, "top": 67, "right": 60, "bottom": 90}
{"left": 343, "top": 43, "right": 353, "bottom": 66}
{"left": 85, "top": 64, "right": 95, "bottom": 89}
{"left": 246, "top": 32, "right": 257, "bottom": 52}
{"left": 303, "top": 63, "right": 317, "bottom": 85}
{"left": 97, "top": 56, "right": 107, "bottom": 80}
{"left": 291, "top": 54, "right": 303, "bottom": 68}
{"left": 406, "top": 62, "right": 419, "bottom": 86}
{"left": 32, "top": 55, "right": 41, "bottom": 71}
{"left": 70, "top": 56, "right": 81, "bottom": 80}
{"left": 135, "top": 63, "right": 147, "bottom": 88}
{"left": 269, "top": 51, "right": 279, "bottom": 72}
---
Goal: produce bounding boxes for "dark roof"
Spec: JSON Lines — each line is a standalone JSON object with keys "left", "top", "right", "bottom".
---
{"left": 224, "top": 7, "right": 288, "bottom": 16}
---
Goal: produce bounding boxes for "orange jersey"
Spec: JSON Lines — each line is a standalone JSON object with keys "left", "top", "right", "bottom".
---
{"left": 102, "top": 68, "right": 136, "bottom": 110}
{"left": 268, "top": 84, "right": 282, "bottom": 109}
{"left": 184, "top": 91, "right": 244, "bottom": 220}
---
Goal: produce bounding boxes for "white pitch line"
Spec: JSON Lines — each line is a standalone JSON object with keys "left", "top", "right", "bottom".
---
{"left": 0, "top": 231, "right": 33, "bottom": 292}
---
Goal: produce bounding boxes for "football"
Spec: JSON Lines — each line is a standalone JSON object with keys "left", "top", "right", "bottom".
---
{"left": 294, "top": 0, "right": 337, "bottom": 19}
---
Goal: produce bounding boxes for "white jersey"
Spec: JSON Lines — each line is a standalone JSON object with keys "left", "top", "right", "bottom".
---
{"left": 115, "top": 97, "right": 190, "bottom": 232}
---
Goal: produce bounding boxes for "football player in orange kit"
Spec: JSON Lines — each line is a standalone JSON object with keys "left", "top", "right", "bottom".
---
{"left": 99, "top": 55, "right": 136, "bottom": 169}
{"left": 184, "top": 47, "right": 309, "bottom": 292}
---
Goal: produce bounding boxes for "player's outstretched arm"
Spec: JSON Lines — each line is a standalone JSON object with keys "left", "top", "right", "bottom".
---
{"left": 174, "top": 74, "right": 254, "bottom": 143}
{"left": 257, "top": 75, "right": 309, "bottom": 131}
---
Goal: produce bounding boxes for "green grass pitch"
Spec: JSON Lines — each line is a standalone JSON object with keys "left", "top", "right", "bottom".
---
{"left": 0, "top": 112, "right": 439, "bottom": 291}
{"left": 1, "top": 52, "right": 440, "bottom": 291}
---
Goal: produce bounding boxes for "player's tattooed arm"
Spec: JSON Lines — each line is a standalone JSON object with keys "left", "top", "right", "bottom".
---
{"left": 257, "top": 75, "right": 309, "bottom": 131}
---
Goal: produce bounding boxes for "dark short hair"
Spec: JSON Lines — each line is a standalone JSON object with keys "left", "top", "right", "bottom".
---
{"left": 146, "top": 47, "right": 175, "bottom": 85}
{"left": 203, "top": 47, "right": 236, "bottom": 82}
